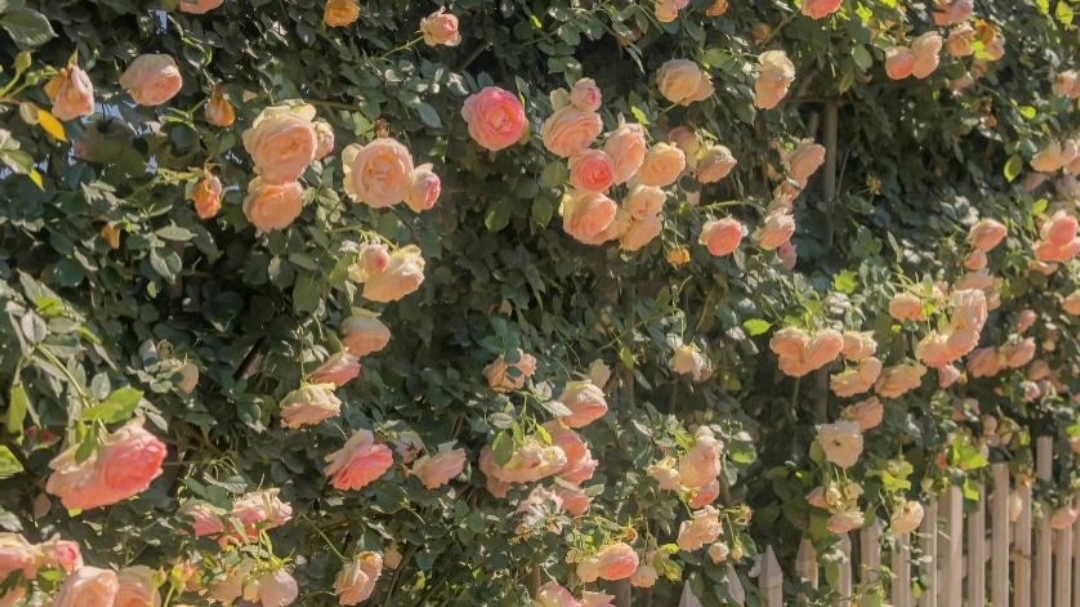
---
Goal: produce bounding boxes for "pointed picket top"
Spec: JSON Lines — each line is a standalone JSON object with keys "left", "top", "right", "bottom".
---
{"left": 726, "top": 564, "right": 746, "bottom": 605}
{"left": 678, "top": 580, "right": 703, "bottom": 607}
{"left": 760, "top": 546, "right": 784, "bottom": 607}
{"left": 795, "top": 538, "right": 819, "bottom": 588}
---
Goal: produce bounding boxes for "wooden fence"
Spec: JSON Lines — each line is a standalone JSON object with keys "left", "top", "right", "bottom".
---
{"left": 674, "top": 436, "right": 1077, "bottom": 607}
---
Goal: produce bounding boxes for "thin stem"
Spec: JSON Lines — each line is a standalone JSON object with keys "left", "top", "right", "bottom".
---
{"left": 309, "top": 522, "right": 348, "bottom": 561}
{"left": 376, "top": 36, "right": 425, "bottom": 61}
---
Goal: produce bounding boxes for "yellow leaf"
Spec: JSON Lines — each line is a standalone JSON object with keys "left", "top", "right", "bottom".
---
{"left": 36, "top": 108, "right": 66, "bottom": 142}
{"left": 28, "top": 170, "right": 43, "bottom": 190}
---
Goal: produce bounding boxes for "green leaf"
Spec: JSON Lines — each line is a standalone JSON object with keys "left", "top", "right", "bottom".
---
{"left": 630, "top": 105, "right": 650, "bottom": 126}
{"left": 156, "top": 226, "right": 196, "bottom": 241}
{"left": 0, "top": 446, "right": 23, "bottom": 480}
{"left": 540, "top": 160, "right": 568, "bottom": 189}
{"left": 484, "top": 204, "right": 511, "bottom": 232}
{"left": 491, "top": 432, "right": 513, "bottom": 466}
{"left": 742, "top": 319, "right": 772, "bottom": 336}
{"left": 19, "top": 311, "right": 46, "bottom": 343}
{"left": 1018, "top": 106, "right": 1037, "bottom": 120}
{"left": 6, "top": 382, "right": 29, "bottom": 433}
{"left": 149, "top": 248, "right": 181, "bottom": 282}
{"left": 416, "top": 103, "right": 442, "bottom": 129}
{"left": 852, "top": 46, "right": 873, "bottom": 71}
{"left": 81, "top": 387, "right": 143, "bottom": 423}
{"left": 0, "top": 148, "right": 33, "bottom": 175}
{"left": 833, "top": 270, "right": 858, "bottom": 294}
{"left": 1003, "top": 154, "right": 1022, "bottom": 183}
{"left": 0, "top": 8, "right": 57, "bottom": 48}
{"left": 293, "top": 273, "right": 320, "bottom": 314}
{"left": 1032, "top": 198, "right": 1049, "bottom": 216}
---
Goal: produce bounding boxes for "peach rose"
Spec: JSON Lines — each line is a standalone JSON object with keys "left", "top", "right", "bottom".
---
{"left": 656, "top": 59, "right": 715, "bottom": 106}
{"left": 874, "top": 363, "right": 927, "bottom": 399}
{"left": 483, "top": 350, "right": 538, "bottom": 392}
{"left": 537, "top": 582, "right": 578, "bottom": 607}
{"left": 829, "top": 357, "right": 883, "bottom": 397}
{"left": 1063, "top": 291, "right": 1080, "bottom": 315}
{"left": 243, "top": 178, "right": 304, "bottom": 233}
{"left": 677, "top": 506, "right": 723, "bottom": 551}
{"left": 1042, "top": 210, "right": 1078, "bottom": 246}
{"left": 753, "top": 211, "right": 795, "bottom": 250}
{"left": 700, "top": 217, "right": 744, "bottom": 257}
{"left": 778, "top": 241, "right": 797, "bottom": 269}
{"left": 636, "top": 143, "right": 686, "bottom": 187}
{"left": 255, "top": 569, "right": 298, "bottom": 607}
{"left": 841, "top": 331, "right": 877, "bottom": 362}
{"left": 629, "top": 565, "right": 659, "bottom": 588}
{"left": 964, "top": 249, "right": 987, "bottom": 271}
{"left": 912, "top": 32, "right": 943, "bottom": 79}
{"left": 554, "top": 485, "right": 592, "bottom": 516}
{"left": 324, "top": 429, "right": 394, "bottom": 491}
{"left": 191, "top": 174, "right": 222, "bottom": 220}
{"left": 655, "top": 0, "right": 689, "bottom": 22}
{"left": 596, "top": 543, "right": 639, "bottom": 581}
{"left": 581, "top": 592, "right": 616, "bottom": 607}
{"left": 420, "top": 8, "right": 461, "bottom": 46}
{"left": 341, "top": 138, "right": 415, "bottom": 208}
{"left": 324, "top": 0, "right": 360, "bottom": 27}
{"left": 53, "top": 567, "right": 118, "bottom": 607}
{"left": 649, "top": 458, "right": 681, "bottom": 490}
{"left": 335, "top": 552, "right": 383, "bottom": 606}
{"left": 619, "top": 215, "right": 663, "bottom": 252}
{"left": 569, "top": 149, "right": 616, "bottom": 193}
{"left": 885, "top": 46, "right": 915, "bottom": 80}
{"left": 967, "top": 347, "right": 1001, "bottom": 378}
{"left": 827, "top": 509, "right": 866, "bottom": 534}
{"left": 755, "top": 50, "right": 795, "bottom": 109}
{"left": 889, "top": 292, "right": 925, "bottom": 321}
{"left": 482, "top": 439, "right": 567, "bottom": 484}
{"left": 353, "top": 245, "right": 425, "bottom": 302}
{"left": 842, "top": 397, "right": 884, "bottom": 431}
{"left": 786, "top": 141, "right": 826, "bottom": 186}
{"left": 706, "top": 0, "right": 729, "bottom": 16}
{"left": 542, "top": 106, "right": 603, "bottom": 158}
{"left": 1000, "top": 337, "right": 1036, "bottom": 369}
{"left": 1054, "top": 70, "right": 1080, "bottom": 98}
{"left": 179, "top": 501, "right": 226, "bottom": 537}
{"left": 230, "top": 489, "right": 292, "bottom": 539}
{"left": 916, "top": 333, "right": 954, "bottom": 369}
{"left": 341, "top": 313, "right": 391, "bottom": 357}
{"left": 802, "top": 0, "right": 841, "bottom": 19}
{"left": 1035, "top": 238, "right": 1080, "bottom": 263}
{"left": 177, "top": 0, "right": 224, "bottom": 14}
{"left": 1032, "top": 142, "right": 1070, "bottom": 173}
{"left": 933, "top": 0, "right": 973, "bottom": 26}
{"left": 461, "top": 87, "right": 527, "bottom": 152}
{"left": 204, "top": 84, "right": 236, "bottom": 127}
{"left": 696, "top": 144, "right": 737, "bottom": 183}
{"left": 404, "top": 163, "right": 441, "bottom": 213}
{"left": 625, "top": 184, "right": 666, "bottom": 219}
{"left": 115, "top": 566, "right": 159, "bottom": 607}
{"left": 279, "top": 384, "right": 340, "bottom": 429}
{"left": 313, "top": 120, "right": 335, "bottom": 160}
{"left": 45, "top": 66, "right": 94, "bottom": 121}
{"left": 556, "top": 380, "right": 608, "bottom": 428}
{"left": 816, "top": 422, "right": 864, "bottom": 468}
{"left": 119, "top": 54, "right": 183, "bottom": 106}
{"left": 561, "top": 190, "right": 617, "bottom": 244}
{"left": 411, "top": 446, "right": 467, "bottom": 489}
{"left": 38, "top": 539, "right": 83, "bottom": 574}
{"left": 242, "top": 102, "right": 318, "bottom": 183}
{"left": 0, "top": 534, "right": 36, "bottom": 582}
{"left": 605, "top": 122, "right": 647, "bottom": 184}
{"left": 309, "top": 352, "right": 361, "bottom": 387}
{"left": 678, "top": 428, "right": 723, "bottom": 489}
{"left": 667, "top": 126, "right": 700, "bottom": 163}
{"left": 947, "top": 23, "right": 976, "bottom": 57}
{"left": 939, "top": 365, "right": 962, "bottom": 388}
{"left": 670, "top": 343, "right": 710, "bottom": 380}
{"left": 570, "top": 78, "right": 603, "bottom": 112}
{"left": 688, "top": 480, "right": 720, "bottom": 509}
{"left": 890, "top": 501, "right": 925, "bottom": 536}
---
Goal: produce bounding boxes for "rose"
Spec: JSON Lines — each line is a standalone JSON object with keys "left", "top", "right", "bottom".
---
{"left": 785, "top": 141, "right": 825, "bottom": 185}
{"left": 38, "top": 539, "right": 82, "bottom": 574}
{"left": 481, "top": 439, "right": 566, "bottom": 484}
{"left": 335, "top": 552, "right": 383, "bottom": 606}
{"left": 1042, "top": 210, "right": 1078, "bottom": 246}
{"left": 595, "top": 543, "right": 639, "bottom": 581}
{"left": 604, "top": 123, "right": 647, "bottom": 185}
{"left": 667, "top": 127, "right": 700, "bottom": 164}
{"left": 625, "top": 184, "right": 666, "bottom": 219}
{"left": 410, "top": 446, "right": 467, "bottom": 489}
{"left": 933, "top": 0, "right": 974, "bottom": 26}
{"left": 279, "top": 384, "right": 341, "bottom": 429}
{"left": 205, "top": 85, "right": 235, "bottom": 127}
{"left": 191, "top": 174, "right": 222, "bottom": 220}
{"left": 420, "top": 8, "right": 462, "bottom": 47}
{"left": 313, "top": 120, "right": 335, "bottom": 160}
{"left": 52, "top": 567, "right": 119, "bottom": 607}
{"left": 947, "top": 23, "right": 976, "bottom": 57}
{"left": 0, "top": 534, "right": 36, "bottom": 583}
{"left": 242, "top": 103, "right": 318, "bottom": 184}
{"left": 970, "top": 218, "right": 1007, "bottom": 252}
{"left": 582, "top": 592, "right": 616, "bottom": 607}
{"left": 754, "top": 50, "right": 795, "bottom": 109}
{"left": 841, "top": 331, "right": 877, "bottom": 361}
{"left": 537, "top": 582, "right": 578, "bottom": 607}
{"left": 778, "top": 242, "right": 797, "bottom": 269}
{"left": 324, "top": 0, "right": 360, "bottom": 27}
{"left": 656, "top": 59, "right": 714, "bottom": 106}
{"left": 655, "top": 0, "right": 689, "bottom": 22}
{"left": 967, "top": 347, "right": 1001, "bottom": 378}
{"left": 358, "top": 246, "right": 426, "bottom": 302}
{"left": 816, "top": 422, "right": 864, "bottom": 468}
{"left": 324, "top": 429, "right": 394, "bottom": 491}
{"left": 570, "top": 78, "right": 602, "bottom": 112}
{"left": 753, "top": 211, "right": 795, "bottom": 250}
{"left": 1000, "top": 338, "right": 1036, "bottom": 369}
{"left": 635, "top": 143, "right": 686, "bottom": 187}
{"left": 555, "top": 381, "right": 608, "bottom": 428}
{"left": 461, "top": 87, "right": 527, "bottom": 152}
{"left": 1064, "top": 291, "right": 1080, "bottom": 315}
{"left": 699, "top": 217, "right": 743, "bottom": 257}
{"left": 231, "top": 490, "right": 292, "bottom": 539}
{"left": 827, "top": 510, "right": 866, "bottom": 534}
{"left": 309, "top": 352, "right": 361, "bottom": 387}
{"left": 568, "top": 150, "right": 615, "bottom": 193}
{"left": 404, "top": 164, "right": 441, "bottom": 212}
{"left": 177, "top": 0, "right": 224, "bottom": 14}
{"left": 695, "top": 145, "right": 737, "bottom": 183}
{"left": 670, "top": 344, "right": 709, "bottom": 379}
{"left": 179, "top": 502, "right": 226, "bottom": 537}
{"left": 874, "top": 363, "right": 927, "bottom": 398}
{"left": 890, "top": 501, "right": 925, "bottom": 536}
{"left": 257, "top": 569, "right": 298, "bottom": 607}
{"left": 243, "top": 179, "right": 304, "bottom": 233}
{"left": 842, "top": 397, "right": 884, "bottom": 431}
{"left": 676, "top": 506, "right": 722, "bottom": 551}
{"left": 648, "top": 458, "right": 681, "bottom": 490}
{"left": 115, "top": 566, "right": 159, "bottom": 607}
{"left": 706, "top": 0, "right": 729, "bottom": 16}
{"left": 885, "top": 47, "right": 915, "bottom": 80}
{"left": 483, "top": 350, "right": 538, "bottom": 392}
{"left": 619, "top": 215, "right": 663, "bottom": 251}
{"left": 119, "top": 54, "right": 183, "bottom": 106}
{"left": 829, "top": 357, "right": 883, "bottom": 397}
{"left": 45, "top": 66, "right": 94, "bottom": 121}
{"left": 889, "top": 292, "right": 925, "bottom": 321}
{"left": 341, "top": 313, "right": 391, "bottom": 357}
{"left": 341, "top": 137, "right": 416, "bottom": 208}
{"left": 561, "top": 191, "right": 617, "bottom": 244}
{"left": 1031, "top": 142, "right": 1069, "bottom": 173}
{"left": 546, "top": 424, "right": 596, "bottom": 485}
{"left": 95, "top": 419, "right": 167, "bottom": 505}
{"left": 542, "top": 106, "right": 603, "bottom": 158}
{"left": 678, "top": 428, "right": 723, "bottom": 488}
{"left": 1054, "top": 70, "right": 1080, "bottom": 98}
{"left": 801, "top": 0, "right": 841, "bottom": 19}
{"left": 912, "top": 32, "right": 943, "bottom": 79}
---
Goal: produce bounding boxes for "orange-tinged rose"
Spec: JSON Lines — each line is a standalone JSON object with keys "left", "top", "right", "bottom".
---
{"left": 52, "top": 566, "right": 119, "bottom": 607}
{"left": 816, "top": 421, "right": 864, "bottom": 468}
{"left": 309, "top": 352, "right": 361, "bottom": 387}
{"left": 483, "top": 350, "right": 538, "bottom": 392}
{"left": 119, "top": 54, "right": 183, "bottom": 107}
{"left": 842, "top": 397, "right": 884, "bottom": 431}
{"left": 324, "top": 0, "right": 360, "bottom": 27}
{"left": 45, "top": 66, "right": 94, "bottom": 121}
{"left": 970, "top": 218, "right": 1007, "bottom": 252}
{"left": 324, "top": 429, "right": 394, "bottom": 491}
{"left": 279, "top": 384, "right": 340, "bottom": 429}
{"left": 542, "top": 106, "right": 603, "bottom": 158}
{"left": 801, "top": 0, "right": 842, "bottom": 20}
{"left": 569, "top": 149, "right": 615, "bottom": 193}
{"left": 619, "top": 214, "right": 663, "bottom": 252}
{"left": 946, "top": 23, "right": 976, "bottom": 57}
{"left": 874, "top": 363, "right": 926, "bottom": 398}
{"left": 889, "top": 292, "right": 925, "bottom": 322}
{"left": 341, "top": 313, "right": 391, "bottom": 357}
{"left": 205, "top": 85, "right": 235, "bottom": 127}
{"left": 753, "top": 211, "right": 795, "bottom": 250}
{"left": 461, "top": 86, "right": 527, "bottom": 152}
{"left": 706, "top": 0, "right": 729, "bottom": 16}
{"left": 411, "top": 446, "right": 466, "bottom": 489}
{"left": 404, "top": 163, "right": 441, "bottom": 213}
{"left": 656, "top": 59, "right": 714, "bottom": 106}
{"left": 636, "top": 143, "right": 686, "bottom": 187}
{"left": 354, "top": 246, "right": 426, "bottom": 303}
{"left": 569, "top": 78, "right": 602, "bottom": 112}
{"left": 101, "top": 224, "right": 122, "bottom": 250}
{"left": 912, "top": 32, "right": 943, "bottom": 79}
{"left": 604, "top": 122, "right": 647, "bottom": 184}
{"left": 933, "top": 0, "right": 973, "bottom": 26}
{"left": 561, "top": 191, "right": 617, "bottom": 244}
{"left": 841, "top": 331, "right": 877, "bottom": 362}
{"left": 191, "top": 174, "right": 223, "bottom": 220}
{"left": 696, "top": 144, "right": 737, "bottom": 183}
{"left": 625, "top": 184, "right": 666, "bottom": 219}
{"left": 595, "top": 542, "right": 639, "bottom": 581}
{"left": 755, "top": 50, "right": 795, "bottom": 109}
{"left": 420, "top": 8, "right": 461, "bottom": 47}
{"left": 335, "top": 552, "right": 382, "bottom": 606}
{"left": 885, "top": 47, "right": 915, "bottom": 80}
{"left": 785, "top": 141, "right": 826, "bottom": 186}
{"left": 699, "top": 217, "right": 743, "bottom": 257}
{"left": 242, "top": 102, "right": 318, "bottom": 184}
{"left": 313, "top": 121, "right": 335, "bottom": 160}
{"left": 177, "top": 0, "right": 224, "bottom": 14}
{"left": 341, "top": 138, "right": 415, "bottom": 208}
{"left": 242, "top": 178, "right": 304, "bottom": 233}
{"left": 677, "top": 506, "right": 722, "bottom": 551}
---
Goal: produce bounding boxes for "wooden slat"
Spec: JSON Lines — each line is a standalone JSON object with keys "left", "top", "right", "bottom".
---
{"left": 726, "top": 564, "right": 746, "bottom": 605}
{"left": 760, "top": 546, "right": 783, "bottom": 607}
{"left": 1054, "top": 524, "right": 1071, "bottom": 607}
{"left": 1034, "top": 437, "right": 1053, "bottom": 607}
{"left": 678, "top": 580, "right": 702, "bottom": 607}
{"left": 991, "top": 464, "right": 1010, "bottom": 607}
{"left": 1014, "top": 481, "right": 1033, "bottom": 607}
{"left": 919, "top": 499, "right": 938, "bottom": 607}
{"left": 1072, "top": 497, "right": 1080, "bottom": 607}
{"left": 861, "top": 521, "right": 883, "bottom": 586}
{"left": 968, "top": 487, "right": 986, "bottom": 607}
{"left": 892, "top": 532, "right": 911, "bottom": 607}
{"left": 795, "top": 538, "right": 818, "bottom": 588}
{"left": 838, "top": 535, "right": 852, "bottom": 607}
{"left": 942, "top": 486, "right": 963, "bottom": 607}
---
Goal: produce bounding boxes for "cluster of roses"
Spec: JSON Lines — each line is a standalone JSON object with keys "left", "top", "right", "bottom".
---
{"left": 0, "top": 534, "right": 90, "bottom": 607}
{"left": 0, "top": 560, "right": 162, "bottom": 607}
{"left": 535, "top": 581, "right": 617, "bottom": 607}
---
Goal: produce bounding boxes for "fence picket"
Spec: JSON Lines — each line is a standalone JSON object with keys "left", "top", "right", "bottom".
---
{"left": 838, "top": 535, "right": 852, "bottom": 607}
{"left": 991, "top": 463, "right": 1010, "bottom": 607}
{"left": 1034, "top": 437, "right": 1053, "bottom": 607}
{"left": 941, "top": 486, "right": 963, "bottom": 607}
{"left": 795, "top": 538, "right": 818, "bottom": 588}
{"left": 1015, "top": 479, "right": 1033, "bottom": 607}
{"left": 891, "top": 532, "right": 911, "bottom": 607}
{"left": 1053, "top": 523, "right": 1071, "bottom": 607}
{"left": 726, "top": 564, "right": 745, "bottom": 606}
{"left": 677, "top": 580, "right": 702, "bottom": 607}
{"left": 860, "top": 521, "right": 882, "bottom": 586}
{"left": 967, "top": 486, "right": 986, "bottom": 607}
{"left": 919, "top": 498, "right": 938, "bottom": 607}
{"left": 760, "top": 546, "right": 783, "bottom": 607}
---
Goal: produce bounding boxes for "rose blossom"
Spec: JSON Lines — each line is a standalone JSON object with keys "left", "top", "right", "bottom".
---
{"left": 335, "top": 552, "right": 383, "bottom": 606}
{"left": 555, "top": 380, "right": 608, "bottom": 428}
{"left": 115, "top": 565, "right": 159, "bottom": 607}
{"left": 636, "top": 143, "right": 686, "bottom": 187}
{"left": 544, "top": 422, "right": 596, "bottom": 485}
{"left": 842, "top": 397, "right": 884, "bottom": 431}
{"left": 785, "top": 141, "right": 826, "bottom": 186}
{"left": 243, "top": 178, "right": 304, "bottom": 233}
{"left": 604, "top": 122, "right": 647, "bottom": 184}
{"left": 309, "top": 352, "right": 361, "bottom": 387}
{"left": 177, "top": 0, "right": 224, "bottom": 14}
{"left": 324, "top": 429, "right": 394, "bottom": 491}
{"left": 420, "top": 8, "right": 462, "bottom": 47}
{"left": 967, "top": 347, "right": 1001, "bottom": 378}
{"left": 700, "top": 217, "right": 744, "bottom": 257}
{"left": 667, "top": 127, "right": 700, "bottom": 163}
{"left": 678, "top": 427, "right": 723, "bottom": 489}
{"left": 323, "top": 0, "right": 360, "bottom": 27}
{"left": 816, "top": 422, "right": 864, "bottom": 468}
{"left": 1031, "top": 142, "right": 1071, "bottom": 173}
{"left": 341, "top": 138, "right": 415, "bottom": 208}
{"left": 461, "top": 87, "right": 527, "bottom": 152}
{"left": 45, "top": 66, "right": 94, "bottom": 121}
{"left": 630, "top": 565, "right": 659, "bottom": 588}
{"left": 801, "top": 0, "right": 842, "bottom": 19}
{"left": 939, "top": 365, "right": 962, "bottom": 388}
{"left": 536, "top": 582, "right": 578, "bottom": 607}
{"left": 696, "top": 144, "right": 737, "bottom": 183}
{"left": 119, "top": 54, "right": 183, "bottom": 106}
{"left": 554, "top": 485, "right": 592, "bottom": 516}
{"left": 483, "top": 350, "right": 538, "bottom": 391}
{"left": 404, "top": 164, "right": 441, "bottom": 213}
{"left": 179, "top": 501, "right": 226, "bottom": 537}
{"left": 778, "top": 242, "right": 797, "bottom": 269}
{"left": 620, "top": 215, "right": 663, "bottom": 252}
{"left": 255, "top": 569, "right": 298, "bottom": 607}
{"left": 655, "top": 0, "right": 689, "bottom": 22}
{"left": 964, "top": 250, "right": 987, "bottom": 271}
{"left": 569, "top": 150, "right": 616, "bottom": 193}
{"left": 827, "top": 509, "right": 866, "bottom": 534}
{"left": 947, "top": 23, "right": 976, "bottom": 57}
{"left": 755, "top": 50, "right": 795, "bottom": 109}
{"left": 753, "top": 211, "right": 796, "bottom": 250}
{"left": 885, "top": 47, "right": 915, "bottom": 80}
{"left": 874, "top": 363, "right": 927, "bottom": 398}
{"left": 1063, "top": 291, "right": 1080, "bottom": 315}
{"left": 890, "top": 500, "right": 925, "bottom": 536}
{"left": 677, "top": 506, "right": 723, "bottom": 552}
{"left": 648, "top": 458, "right": 681, "bottom": 491}
{"left": 1000, "top": 338, "right": 1037, "bottom": 369}
{"left": 313, "top": 120, "right": 335, "bottom": 160}
{"left": 933, "top": 0, "right": 974, "bottom": 26}
{"left": 0, "top": 534, "right": 36, "bottom": 582}
{"left": 569, "top": 77, "right": 603, "bottom": 112}
{"left": 829, "top": 357, "right": 883, "bottom": 397}
{"left": 581, "top": 592, "right": 617, "bottom": 607}
{"left": 911, "top": 32, "right": 944, "bottom": 80}
{"left": 191, "top": 173, "right": 222, "bottom": 220}
{"left": 595, "top": 543, "right": 639, "bottom": 581}
{"left": 889, "top": 292, "right": 925, "bottom": 321}
{"left": 353, "top": 245, "right": 426, "bottom": 303}
{"left": 341, "top": 313, "right": 391, "bottom": 357}
{"left": 231, "top": 489, "right": 292, "bottom": 539}
{"left": 205, "top": 85, "right": 236, "bottom": 128}
{"left": 410, "top": 446, "right": 467, "bottom": 489}
{"left": 656, "top": 59, "right": 715, "bottom": 106}
{"left": 542, "top": 106, "right": 603, "bottom": 158}
{"left": 670, "top": 344, "right": 710, "bottom": 380}
{"left": 52, "top": 567, "right": 119, "bottom": 607}
{"left": 279, "top": 383, "right": 341, "bottom": 429}
{"left": 625, "top": 184, "right": 666, "bottom": 219}
{"left": 0, "top": 587, "right": 24, "bottom": 607}
{"left": 561, "top": 191, "right": 617, "bottom": 244}
{"left": 841, "top": 331, "right": 877, "bottom": 362}
{"left": 706, "top": 0, "right": 729, "bottom": 16}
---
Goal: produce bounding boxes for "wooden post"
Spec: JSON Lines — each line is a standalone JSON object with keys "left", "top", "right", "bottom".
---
{"left": 726, "top": 565, "right": 746, "bottom": 605}
{"left": 919, "top": 498, "right": 938, "bottom": 607}
{"left": 1015, "top": 479, "right": 1033, "bottom": 607}
{"left": 1054, "top": 524, "right": 1072, "bottom": 607}
{"left": 967, "top": 486, "right": 986, "bottom": 607}
{"left": 760, "top": 546, "right": 783, "bottom": 607}
{"left": 614, "top": 580, "right": 631, "bottom": 607}
{"left": 861, "top": 521, "right": 883, "bottom": 587}
{"left": 1072, "top": 496, "right": 1080, "bottom": 607}
{"left": 990, "top": 464, "right": 1010, "bottom": 607}
{"left": 795, "top": 538, "right": 818, "bottom": 588}
{"left": 1034, "top": 437, "right": 1053, "bottom": 607}
{"left": 838, "top": 535, "right": 852, "bottom": 607}
{"left": 892, "top": 533, "right": 911, "bottom": 607}
{"left": 678, "top": 580, "right": 702, "bottom": 607}
{"left": 941, "top": 486, "right": 963, "bottom": 607}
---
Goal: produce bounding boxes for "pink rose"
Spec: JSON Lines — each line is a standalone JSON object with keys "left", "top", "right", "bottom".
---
{"left": 542, "top": 106, "right": 603, "bottom": 158}
{"left": 947, "top": 23, "right": 976, "bottom": 57}
{"left": 483, "top": 350, "right": 538, "bottom": 392}
{"left": 842, "top": 397, "right": 884, "bottom": 431}
{"left": 801, "top": 0, "right": 841, "bottom": 19}
{"left": 179, "top": 501, "right": 227, "bottom": 537}
{"left": 595, "top": 542, "right": 639, "bottom": 581}
{"left": 753, "top": 211, "right": 796, "bottom": 250}
{"left": 342, "top": 138, "right": 416, "bottom": 208}
{"left": 352, "top": 245, "right": 426, "bottom": 303}
{"left": 309, "top": 352, "right": 361, "bottom": 387}
{"left": 624, "top": 184, "right": 666, "bottom": 220}
{"left": 570, "top": 78, "right": 603, "bottom": 112}
{"left": 933, "top": 0, "right": 973, "bottom": 26}
{"left": 335, "top": 552, "right": 383, "bottom": 606}
{"left": 242, "top": 178, "right": 304, "bottom": 233}
{"left": 1042, "top": 210, "right": 1078, "bottom": 246}
{"left": 827, "top": 510, "right": 866, "bottom": 534}
{"left": 554, "top": 485, "right": 592, "bottom": 516}
{"left": 0, "top": 534, "right": 36, "bottom": 583}
{"left": 636, "top": 143, "right": 686, "bottom": 187}
{"left": 543, "top": 422, "right": 596, "bottom": 485}
{"left": 404, "top": 163, "right": 441, "bottom": 213}
{"left": 481, "top": 439, "right": 566, "bottom": 484}
{"left": 561, "top": 191, "right": 617, "bottom": 244}
{"left": 177, "top": 0, "right": 224, "bottom": 14}
{"left": 568, "top": 150, "right": 615, "bottom": 193}
{"left": 656, "top": 59, "right": 714, "bottom": 106}
{"left": 885, "top": 47, "right": 915, "bottom": 80}
{"left": 257, "top": 569, "right": 298, "bottom": 607}
{"left": 678, "top": 428, "right": 723, "bottom": 489}
{"left": 52, "top": 567, "right": 119, "bottom": 607}
{"left": 44, "top": 66, "right": 94, "bottom": 121}
{"left": 1063, "top": 291, "right": 1080, "bottom": 315}
{"left": 536, "top": 582, "right": 578, "bottom": 607}
{"left": 279, "top": 383, "right": 341, "bottom": 429}
{"left": 1000, "top": 337, "right": 1036, "bottom": 369}
{"left": 778, "top": 241, "right": 797, "bottom": 269}
{"left": 341, "top": 313, "right": 392, "bottom": 357}
{"left": 420, "top": 8, "right": 462, "bottom": 47}
{"left": 604, "top": 122, "right": 647, "bottom": 184}
{"left": 889, "top": 292, "right": 925, "bottom": 321}
{"left": 119, "top": 54, "right": 183, "bottom": 107}
{"left": 0, "top": 587, "right": 24, "bottom": 607}
{"left": 39, "top": 539, "right": 83, "bottom": 574}
{"left": 324, "top": 429, "right": 394, "bottom": 491}
{"left": 411, "top": 446, "right": 467, "bottom": 489}
{"left": 964, "top": 249, "right": 987, "bottom": 271}
{"left": 231, "top": 490, "right": 292, "bottom": 540}
{"left": 115, "top": 566, "right": 159, "bottom": 607}
{"left": 677, "top": 506, "right": 722, "bottom": 551}
{"left": 688, "top": 480, "right": 720, "bottom": 509}
{"left": 620, "top": 215, "right": 663, "bottom": 252}
{"left": 655, "top": 0, "right": 688, "bottom": 22}
{"left": 785, "top": 141, "right": 826, "bottom": 186}
{"left": 74, "top": 419, "right": 166, "bottom": 509}
{"left": 313, "top": 120, "right": 335, "bottom": 160}
{"left": 461, "top": 87, "right": 527, "bottom": 152}
{"left": 939, "top": 365, "right": 962, "bottom": 388}
{"left": 695, "top": 144, "right": 737, "bottom": 183}
{"left": 700, "top": 217, "right": 743, "bottom": 257}
{"left": 556, "top": 381, "right": 608, "bottom": 428}
{"left": 755, "top": 50, "right": 795, "bottom": 109}
{"left": 911, "top": 32, "right": 943, "bottom": 79}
